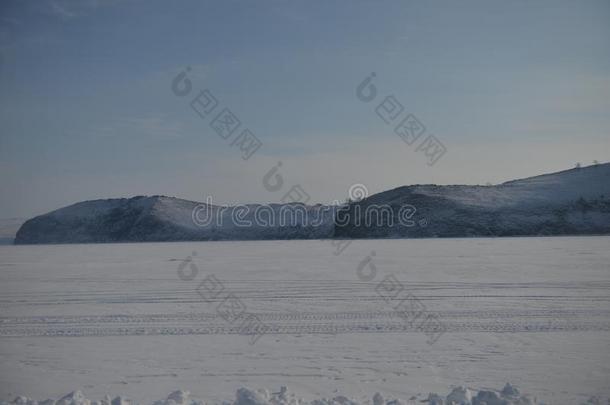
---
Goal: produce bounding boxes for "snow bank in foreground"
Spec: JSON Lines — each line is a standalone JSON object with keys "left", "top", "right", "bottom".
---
{"left": 2, "top": 384, "right": 605, "bottom": 405}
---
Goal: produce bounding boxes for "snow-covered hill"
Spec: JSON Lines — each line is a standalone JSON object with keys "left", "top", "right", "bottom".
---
{"left": 14, "top": 164, "right": 610, "bottom": 244}
{"left": 14, "top": 196, "right": 336, "bottom": 244}
{"left": 336, "top": 163, "right": 610, "bottom": 238}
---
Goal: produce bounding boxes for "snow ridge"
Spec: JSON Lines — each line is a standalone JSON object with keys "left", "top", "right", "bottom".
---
{"left": 4, "top": 383, "right": 590, "bottom": 405}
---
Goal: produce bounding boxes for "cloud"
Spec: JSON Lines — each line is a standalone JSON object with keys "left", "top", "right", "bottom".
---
{"left": 89, "top": 114, "right": 187, "bottom": 140}
{"left": 49, "top": 0, "right": 78, "bottom": 19}
{"left": 42, "top": 0, "right": 123, "bottom": 21}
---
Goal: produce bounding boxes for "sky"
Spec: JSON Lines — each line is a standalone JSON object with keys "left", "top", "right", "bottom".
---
{"left": 0, "top": 0, "right": 609, "bottom": 218}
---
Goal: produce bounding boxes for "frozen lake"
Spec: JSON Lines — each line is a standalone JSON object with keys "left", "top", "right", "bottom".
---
{"left": 1, "top": 237, "right": 609, "bottom": 403}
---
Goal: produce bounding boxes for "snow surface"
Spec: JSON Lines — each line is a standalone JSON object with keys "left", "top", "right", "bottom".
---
{"left": 1, "top": 238, "right": 609, "bottom": 403}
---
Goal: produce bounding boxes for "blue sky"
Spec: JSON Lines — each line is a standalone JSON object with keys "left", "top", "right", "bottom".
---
{"left": 1, "top": 0, "right": 609, "bottom": 218}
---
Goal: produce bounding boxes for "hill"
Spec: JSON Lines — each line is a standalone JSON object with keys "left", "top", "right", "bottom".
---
{"left": 14, "top": 164, "right": 610, "bottom": 244}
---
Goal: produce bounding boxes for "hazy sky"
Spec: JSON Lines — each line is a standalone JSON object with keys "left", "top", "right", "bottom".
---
{"left": 1, "top": 0, "right": 609, "bottom": 218}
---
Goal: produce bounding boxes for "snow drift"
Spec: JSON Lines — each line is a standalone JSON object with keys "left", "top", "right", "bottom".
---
{"left": 4, "top": 383, "right": 589, "bottom": 405}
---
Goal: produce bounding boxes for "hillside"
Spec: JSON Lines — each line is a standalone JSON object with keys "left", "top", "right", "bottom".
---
{"left": 335, "top": 163, "right": 610, "bottom": 238}
{"left": 14, "top": 164, "right": 610, "bottom": 244}
{"left": 14, "top": 196, "right": 336, "bottom": 244}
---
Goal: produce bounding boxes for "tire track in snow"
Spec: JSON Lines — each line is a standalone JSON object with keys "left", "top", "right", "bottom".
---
{"left": 1, "top": 309, "right": 610, "bottom": 337}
